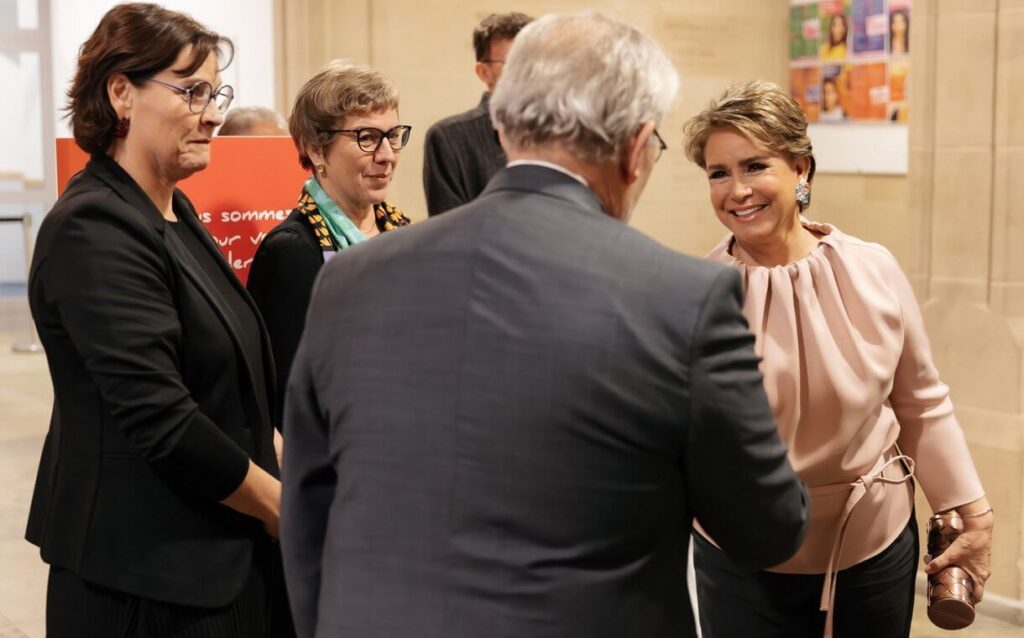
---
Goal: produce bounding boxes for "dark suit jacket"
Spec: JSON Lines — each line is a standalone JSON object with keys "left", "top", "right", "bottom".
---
{"left": 282, "top": 165, "right": 809, "bottom": 638}
{"left": 422, "top": 92, "right": 506, "bottom": 216}
{"left": 246, "top": 208, "right": 323, "bottom": 425}
{"left": 27, "top": 154, "right": 280, "bottom": 607}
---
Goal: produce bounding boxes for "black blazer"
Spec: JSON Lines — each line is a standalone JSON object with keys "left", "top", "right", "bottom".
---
{"left": 27, "top": 154, "right": 279, "bottom": 607}
{"left": 282, "top": 165, "right": 809, "bottom": 638}
{"left": 246, "top": 209, "right": 323, "bottom": 425}
{"left": 422, "top": 93, "right": 507, "bottom": 216}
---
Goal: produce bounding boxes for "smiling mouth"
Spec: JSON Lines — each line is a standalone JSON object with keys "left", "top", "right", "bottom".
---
{"left": 731, "top": 204, "right": 767, "bottom": 218}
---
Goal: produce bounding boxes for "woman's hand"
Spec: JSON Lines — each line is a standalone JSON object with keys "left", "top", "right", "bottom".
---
{"left": 924, "top": 497, "right": 993, "bottom": 603}
{"left": 221, "top": 460, "right": 282, "bottom": 539}
{"left": 274, "top": 428, "right": 284, "bottom": 469}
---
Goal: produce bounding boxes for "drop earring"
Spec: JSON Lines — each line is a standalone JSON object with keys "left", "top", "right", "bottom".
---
{"left": 115, "top": 117, "right": 130, "bottom": 138}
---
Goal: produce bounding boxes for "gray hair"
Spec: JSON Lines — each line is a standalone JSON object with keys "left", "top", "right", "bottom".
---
{"left": 218, "top": 106, "right": 287, "bottom": 136}
{"left": 490, "top": 12, "right": 679, "bottom": 164}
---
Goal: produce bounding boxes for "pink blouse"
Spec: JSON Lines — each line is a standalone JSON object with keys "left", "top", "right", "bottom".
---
{"left": 704, "top": 220, "right": 983, "bottom": 581}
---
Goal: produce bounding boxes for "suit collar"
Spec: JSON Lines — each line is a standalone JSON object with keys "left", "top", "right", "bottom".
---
{"left": 87, "top": 154, "right": 278, "bottom": 431}
{"left": 172, "top": 208, "right": 278, "bottom": 430}
{"left": 86, "top": 154, "right": 169, "bottom": 234}
{"left": 481, "top": 164, "right": 609, "bottom": 218}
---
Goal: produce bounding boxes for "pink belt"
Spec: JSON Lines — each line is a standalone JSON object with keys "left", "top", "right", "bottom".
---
{"left": 817, "top": 452, "right": 915, "bottom": 638}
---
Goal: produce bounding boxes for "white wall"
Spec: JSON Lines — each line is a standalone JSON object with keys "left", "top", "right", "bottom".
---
{"left": 50, "top": 0, "right": 277, "bottom": 137}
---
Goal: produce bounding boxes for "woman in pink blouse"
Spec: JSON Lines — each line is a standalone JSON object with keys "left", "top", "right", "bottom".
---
{"left": 682, "top": 81, "right": 993, "bottom": 638}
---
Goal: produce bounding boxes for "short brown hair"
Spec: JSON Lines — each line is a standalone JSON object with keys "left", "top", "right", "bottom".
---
{"left": 289, "top": 60, "right": 399, "bottom": 171}
{"left": 683, "top": 80, "right": 817, "bottom": 208}
{"left": 473, "top": 12, "right": 533, "bottom": 61}
{"left": 67, "top": 3, "right": 233, "bottom": 155}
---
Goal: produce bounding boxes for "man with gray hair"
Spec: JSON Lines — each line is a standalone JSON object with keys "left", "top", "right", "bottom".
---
{"left": 282, "top": 12, "right": 808, "bottom": 638}
{"left": 217, "top": 105, "right": 288, "bottom": 136}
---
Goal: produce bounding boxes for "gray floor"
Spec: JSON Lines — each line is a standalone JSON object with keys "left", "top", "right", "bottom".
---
{"left": 0, "top": 294, "right": 1018, "bottom": 637}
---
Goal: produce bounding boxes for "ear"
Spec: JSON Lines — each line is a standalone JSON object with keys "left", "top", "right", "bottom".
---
{"left": 305, "top": 145, "right": 326, "bottom": 167}
{"left": 474, "top": 62, "right": 491, "bottom": 88}
{"left": 621, "top": 121, "right": 656, "bottom": 185}
{"left": 794, "top": 155, "right": 811, "bottom": 180}
{"left": 107, "top": 73, "right": 133, "bottom": 118}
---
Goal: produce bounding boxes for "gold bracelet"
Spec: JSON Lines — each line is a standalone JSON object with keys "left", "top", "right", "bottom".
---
{"left": 960, "top": 507, "right": 994, "bottom": 518}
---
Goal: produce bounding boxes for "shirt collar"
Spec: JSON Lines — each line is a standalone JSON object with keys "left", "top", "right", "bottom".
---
{"left": 506, "top": 159, "right": 589, "bottom": 188}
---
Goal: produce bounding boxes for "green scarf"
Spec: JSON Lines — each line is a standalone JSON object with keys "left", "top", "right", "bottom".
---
{"left": 303, "top": 175, "right": 366, "bottom": 249}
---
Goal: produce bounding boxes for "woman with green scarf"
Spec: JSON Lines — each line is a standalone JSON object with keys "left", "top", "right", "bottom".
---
{"left": 247, "top": 60, "right": 412, "bottom": 424}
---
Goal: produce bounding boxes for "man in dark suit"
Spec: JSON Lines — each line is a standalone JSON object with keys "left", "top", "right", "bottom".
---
{"left": 282, "top": 12, "right": 809, "bottom": 638}
{"left": 422, "top": 12, "right": 532, "bottom": 216}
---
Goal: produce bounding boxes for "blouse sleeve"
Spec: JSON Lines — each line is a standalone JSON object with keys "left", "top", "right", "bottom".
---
{"left": 888, "top": 257, "right": 984, "bottom": 512}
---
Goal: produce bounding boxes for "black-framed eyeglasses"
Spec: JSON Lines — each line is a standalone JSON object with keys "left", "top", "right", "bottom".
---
{"left": 319, "top": 125, "right": 413, "bottom": 153}
{"left": 653, "top": 128, "right": 667, "bottom": 162}
{"left": 145, "top": 78, "right": 234, "bottom": 114}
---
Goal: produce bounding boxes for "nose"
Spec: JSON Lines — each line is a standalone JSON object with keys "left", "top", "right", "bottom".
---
{"left": 373, "top": 140, "right": 396, "bottom": 163}
{"left": 202, "top": 103, "right": 225, "bottom": 128}
{"left": 729, "top": 175, "right": 752, "bottom": 201}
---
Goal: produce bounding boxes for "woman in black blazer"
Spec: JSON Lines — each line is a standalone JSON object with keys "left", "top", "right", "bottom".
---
{"left": 27, "top": 5, "right": 293, "bottom": 636}
{"left": 246, "top": 60, "right": 411, "bottom": 422}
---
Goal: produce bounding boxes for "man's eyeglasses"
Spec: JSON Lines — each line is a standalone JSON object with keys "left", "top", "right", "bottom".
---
{"left": 653, "top": 128, "right": 667, "bottom": 162}
{"left": 145, "top": 78, "right": 234, "bottom": 114}
{"left": 319, "top": 125, "right": 413, "bottom": 154}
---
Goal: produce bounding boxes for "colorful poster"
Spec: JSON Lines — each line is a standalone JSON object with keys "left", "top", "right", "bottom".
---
{"left": 846, "top": 62, "right": 888, "bottom": 121}
{"left": 820, "top": 64, "right": 848, "bottom": 122}
{"left": 819, "top": 1, "right": 849, "bottom": 62}
{"left": 791, "top": 66, "right": 822, "bottom": 122}
{"left": 888, "top": 60, "right": 909, "bottom": 122}
{"left": 56, "top": 137, "right": 307, "bottom": 283}
{"left": 889, "top": 0, "right": 910, "bottom": 56}
{"left": 790, "top": 3, "right": 820, "bottom": 59}
{"left": 851, "top": 0, "right": 886, "bottom": 56}
{"left": 790, "top": 0, "right": 910, "bottom": 125}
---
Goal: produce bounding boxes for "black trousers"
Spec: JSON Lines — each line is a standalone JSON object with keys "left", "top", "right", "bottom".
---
{"left": 694, "top": 513, "right": 919, "bottom": 638}
{"left": 46, "top": 540, "right": 295, "bottom": 638}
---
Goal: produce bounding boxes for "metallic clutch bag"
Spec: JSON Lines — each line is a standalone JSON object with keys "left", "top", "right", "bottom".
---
{"left": 926, "top": 511, "right": 975, "bottom": 630}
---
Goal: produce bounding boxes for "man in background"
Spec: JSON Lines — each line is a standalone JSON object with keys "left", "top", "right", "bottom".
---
{"left": 422, "top": 12, "right": 532, "bottom": 215}
{"left": 282, "top": 11, "right": 808, "bottom": 638}
{"left": 218, "top": 105, "right": 288, "bottom": 135}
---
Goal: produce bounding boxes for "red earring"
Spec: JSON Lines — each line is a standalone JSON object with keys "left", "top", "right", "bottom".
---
{"left": 115, "top": 117, "right": 130, "bottom": 138}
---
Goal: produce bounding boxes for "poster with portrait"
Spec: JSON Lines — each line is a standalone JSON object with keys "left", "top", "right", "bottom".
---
{"left": 789, "top": 0, "right": 911, "bottom": 125}
{"left": 851, "top": 0, "right": 886, "bottom": 56}
{"left": 889, "top": 0, "right": 911, "bottom": 57}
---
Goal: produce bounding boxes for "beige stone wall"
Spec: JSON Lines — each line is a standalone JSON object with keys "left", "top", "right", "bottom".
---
{"left": 275, "top": 0, "right": 907, "bottom": 257}
{"left": 907, "top": 0, "right": 1024, "bottom": 618}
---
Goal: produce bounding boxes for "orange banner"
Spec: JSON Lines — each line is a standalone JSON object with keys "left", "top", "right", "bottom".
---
{"left": 56, "top": 137, "right": 308, "bottom": 283}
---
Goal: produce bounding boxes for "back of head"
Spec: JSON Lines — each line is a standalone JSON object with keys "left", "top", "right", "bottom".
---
{"left": 67, "top": 2, "right": 233, "bottom": 155}
{"left": 472, "top": 12, "right": 534, "bottom": 61}
{"left": 490, "top": 12, "right": 678, "bottom": 164}
{"left": 683, "top": 80, "right": 816, "bottom": 186}
{"left": 218, "top": 106, "right": 287, "bottom": 136}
